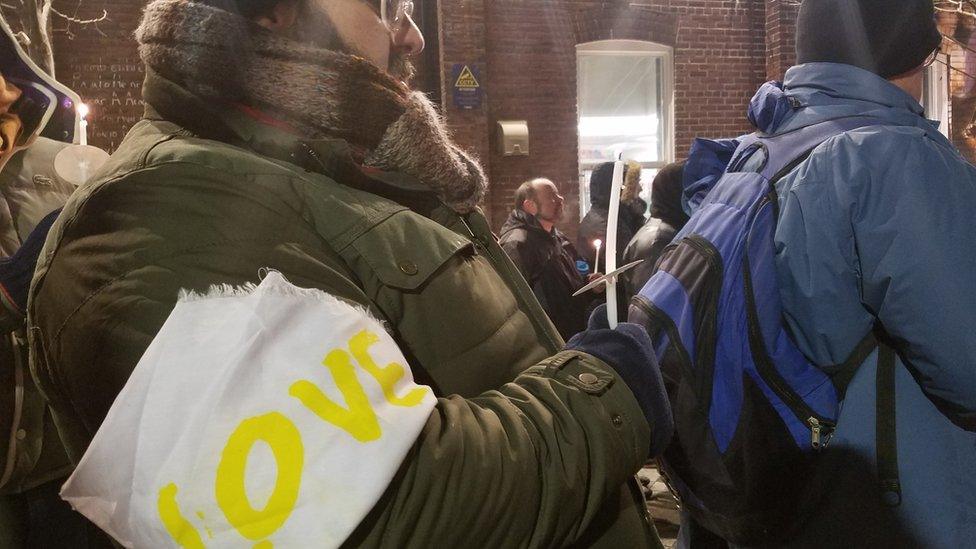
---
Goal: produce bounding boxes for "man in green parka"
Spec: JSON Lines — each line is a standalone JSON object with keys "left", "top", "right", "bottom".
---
{"left": 27, "top": 0, "right": 672, "bottom": 546}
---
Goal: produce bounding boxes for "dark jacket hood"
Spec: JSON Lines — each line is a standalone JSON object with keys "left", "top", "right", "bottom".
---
{"left": 0, "top": 15, "right": 80, "bottom": 143}
{"left": 649, "top": 161, "right": 688, "bottom": 227}
{"left": 747, "top": 80, "right": 795, "bottom": 134}
{"left": 681, "top": 137, "right": 741, "bottom": 216}
{"left": 589, "top": 162, "right": 617, "bottom": 207}
{"left": 591, "top": 161, "right": 647, "bottom": 214}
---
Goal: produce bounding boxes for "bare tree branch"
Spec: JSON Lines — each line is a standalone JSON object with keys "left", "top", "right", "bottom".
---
{"left": 0, "top": 0, "right": 56, "bottom": 76}
{"left": 935, "top": 1, "right": 976, "bottom": 18}
{"left": 49, "top": 0, "right": 109, "bottom": 40}
{"left": 50, "top": 4, "right": 106, "bottom": 25}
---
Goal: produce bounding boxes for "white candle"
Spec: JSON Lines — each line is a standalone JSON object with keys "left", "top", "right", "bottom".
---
{"left": 604, "top": 161, "right": 625, "bottom": 329}
{"left": 78, "top": 103, "right": 89, "bottom": 147}
{"left": 593, "top": 239, "right": 602, "bottom": 275}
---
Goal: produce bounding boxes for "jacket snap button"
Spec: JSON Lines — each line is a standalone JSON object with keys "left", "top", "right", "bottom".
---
{"left": 15, "top": 429, "right": 25, "bottom": 441}
{"left": 398, "top": 261, "right": 419, "bottom": 275}
{"left": 578, "top": 372, "right": 599, "bottom": 384}
{"left": 611, "top": 414, "right": 624, "bottom": 427}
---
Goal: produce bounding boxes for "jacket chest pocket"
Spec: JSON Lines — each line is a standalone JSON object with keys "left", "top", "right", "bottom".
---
{"left": 350, "top": 211, "right": 476, "bottom": 293}
{"left": 346, "top": 211, "right": 538, "bottom": 396}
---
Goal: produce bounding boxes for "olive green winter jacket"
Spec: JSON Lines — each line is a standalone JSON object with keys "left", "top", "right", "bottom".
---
{"left": 27, "top": 72, "right": 662, "bottom": 548}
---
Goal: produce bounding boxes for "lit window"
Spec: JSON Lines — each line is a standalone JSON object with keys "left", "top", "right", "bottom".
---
{"left": 577, "top": 40, "right": 674, "bottom": 217}
{"left": 922, "top": 50, "right": 950, "bottom": 137}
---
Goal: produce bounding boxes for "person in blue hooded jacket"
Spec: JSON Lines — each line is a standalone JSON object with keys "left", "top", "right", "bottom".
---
{"left": 677, "top": 1, "right": 976, "bottom": 547}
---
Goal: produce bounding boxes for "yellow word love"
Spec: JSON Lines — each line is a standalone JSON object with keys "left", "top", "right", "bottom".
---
{"left": 290, "top": 330, "right": 429, "bottom": 442}
{"left": 157, "top": 330, "right": 429, "bottom": 548}
{"left": 215, "top": 413, "right": 304, "bottom": 543}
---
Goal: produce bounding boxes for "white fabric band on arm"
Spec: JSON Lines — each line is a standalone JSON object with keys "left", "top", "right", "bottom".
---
{"left": 61, "top": 271, "right": 436, "bottom": 548}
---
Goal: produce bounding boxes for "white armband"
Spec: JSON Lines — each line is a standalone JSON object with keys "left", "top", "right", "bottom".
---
{"left": 62, "top": 271, "right": 435, "bottom": 548}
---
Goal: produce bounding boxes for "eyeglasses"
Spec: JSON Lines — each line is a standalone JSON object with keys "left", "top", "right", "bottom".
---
{"left": 379, "top": 0, "right": 414, "bottom": 31}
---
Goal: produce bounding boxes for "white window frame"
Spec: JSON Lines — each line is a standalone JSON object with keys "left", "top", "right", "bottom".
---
{"left": 576, "top": 40, "right": 675, "bottom": 218}
{"left": 922, "top": 52, "right": 950, "bottom": 138}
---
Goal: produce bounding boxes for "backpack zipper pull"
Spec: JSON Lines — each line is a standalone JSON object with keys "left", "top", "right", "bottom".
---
{"left": 809, "top": 417, "right": 823, "bottom": 449}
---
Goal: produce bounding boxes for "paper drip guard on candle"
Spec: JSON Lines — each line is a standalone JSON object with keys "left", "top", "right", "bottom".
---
{"left": 572, "top": 260, "right": 644, "bottom": 297}
{"left": 54, "top": 144, "right": 109, "bottom": 187}
{"left": 52, "top": 102, "right": 109, "bottom": 187}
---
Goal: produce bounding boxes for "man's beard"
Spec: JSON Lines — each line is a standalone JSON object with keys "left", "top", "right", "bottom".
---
{"left": 388, "top": 52, "right": 416, "bottom": 84}
{"left": 293, "top": 4, "right": 416, "bottom": 85}
{"left": 538, "top": 208, "right": 564, "bottom": 225}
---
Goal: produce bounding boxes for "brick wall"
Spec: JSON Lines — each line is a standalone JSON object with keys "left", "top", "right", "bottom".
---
{"left": 437, "top": 0, "right": 493, "bottom": 222}
{"left": 764, "top": 0, "right": 798, "bottom": 80}
{"left": 439, "top": 0, "right": 770, "bottom": 237}
{"left": 38, "top": 2, "right": 976, "bottom": 243}
{"left": 51, "top": 0, "right": 146, "bottom": 152}
{"left": 42, "top": 0, "right": 781, "bottom": 239}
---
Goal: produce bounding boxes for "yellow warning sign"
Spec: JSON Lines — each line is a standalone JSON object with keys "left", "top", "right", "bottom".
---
{"left": 454, "top": 66, "right": 480, "bottom": 89}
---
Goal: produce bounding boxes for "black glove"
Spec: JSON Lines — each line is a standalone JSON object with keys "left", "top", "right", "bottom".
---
{"left": 564, "top": 305, "right": 673, "bottom": 457}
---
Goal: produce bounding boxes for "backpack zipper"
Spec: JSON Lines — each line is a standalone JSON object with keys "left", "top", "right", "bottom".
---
{"left": 743, "top": 196, "right": 835, "bottom": 449}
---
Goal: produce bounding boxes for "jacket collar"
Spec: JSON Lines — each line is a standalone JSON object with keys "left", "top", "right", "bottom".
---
{"left": 784, "top": 62, "right": 925, "bottom": 115}
{"left": 500, "top": 209, "right": 559, "bottom": 238}
{"left": 768, "top": 62, "right": 948, "bottom": 147}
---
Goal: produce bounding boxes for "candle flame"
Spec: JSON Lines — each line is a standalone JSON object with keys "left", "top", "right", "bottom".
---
{"left": 78, "top": 103, "right": 90, "bottom": 119}
{"left": 593, "top": 239, "right": 602, "bottom": 249}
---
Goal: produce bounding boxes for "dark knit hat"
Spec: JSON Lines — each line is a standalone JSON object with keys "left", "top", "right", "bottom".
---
{"left": 796, "top": 0, "right": 942, "bottom": 78}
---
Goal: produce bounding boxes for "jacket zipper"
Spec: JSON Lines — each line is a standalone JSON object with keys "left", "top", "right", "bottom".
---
{"left": 744, "top": 196, "right": 834, "bottom": 449}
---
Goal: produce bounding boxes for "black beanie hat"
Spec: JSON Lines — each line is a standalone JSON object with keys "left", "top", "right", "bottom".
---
{"left": 796, "top": 0, "right": 942, "bottom": 78}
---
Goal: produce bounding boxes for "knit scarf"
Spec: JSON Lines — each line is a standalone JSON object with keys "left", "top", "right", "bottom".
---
{"left": 135, "top": 0, "right": 486, "bottom": 213}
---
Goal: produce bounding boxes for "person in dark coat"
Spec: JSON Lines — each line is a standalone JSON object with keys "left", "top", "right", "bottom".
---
{"left": 499, "top": 178, "right": 600, "bottom": 340}
{"left": 622, "top": 161, "right": 688, "bottom": 297}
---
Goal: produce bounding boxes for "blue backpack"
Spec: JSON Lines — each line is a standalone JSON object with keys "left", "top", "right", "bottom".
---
{"left": 629, "top": 117, "right": 900, "bottom": 544}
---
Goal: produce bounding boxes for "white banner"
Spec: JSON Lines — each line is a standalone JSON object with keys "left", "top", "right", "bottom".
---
{"left": 62, "top": 271, "right": 435, "bottom": 548}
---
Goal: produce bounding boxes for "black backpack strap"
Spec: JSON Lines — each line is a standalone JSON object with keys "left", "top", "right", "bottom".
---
{"left": 829, "top": 330, "right": 901, "bottom": 507}
{"left": 830, "top": 331, "right": 879, "bottom": 395}
{"left": 876, "top": 343, "right": 901, "bottom": 507}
